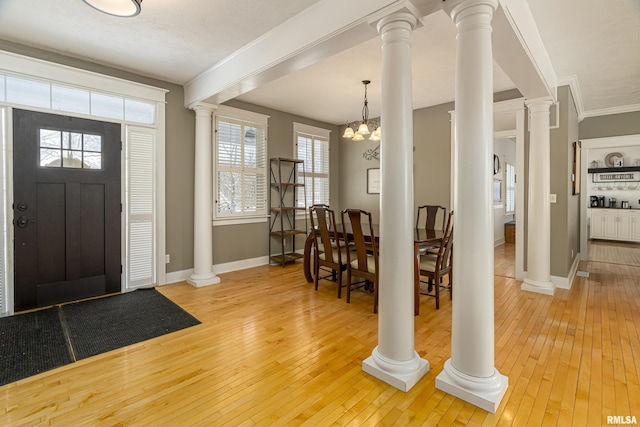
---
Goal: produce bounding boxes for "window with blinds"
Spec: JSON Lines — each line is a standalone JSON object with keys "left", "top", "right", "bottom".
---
{"left": 215, "top": 116, "right": 267, "bottom": 218}
{"left": 295, "top": 123, "right": 330, "bottom": 209}
{"left": 506, "top": 162, "right": 516, "bottom": 214}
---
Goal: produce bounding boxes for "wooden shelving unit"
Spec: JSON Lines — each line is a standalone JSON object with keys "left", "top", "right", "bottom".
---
{"left": 269, "top": 157, "right": 307, "bottom": 266}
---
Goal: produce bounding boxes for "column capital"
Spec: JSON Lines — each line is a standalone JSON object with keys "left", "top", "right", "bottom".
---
{"left": 188, "top": 102, "right": 218, "bottom": 114}
{"left": 443, "top": 0, "right": 499, "bottom": 23}
{"left": 369, "top": 1, "right": 423, "bottom": 34}
{"left": 525, "top": 97, "right": 554, "bottom": 111}
{"left": 375, "top": 12, "right": 419, "bottom": 35}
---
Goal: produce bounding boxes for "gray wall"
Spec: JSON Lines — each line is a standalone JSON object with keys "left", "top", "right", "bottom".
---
{"left": 218, "top": 100, "right": 340, "bottom": 262}
{"left": 0, "top": 40, "right": 197, "bottom": 274}
{"left": 339, "top": 90, "right": 523, "bottom": 226}
{"left": 338, "top": 101, "right": 454, "bottom": 224}
{"left": 5, "top": 38, "right": 638, "bottom": 279}
{"left": 580, "top": 111, "right": 640, "bottom": 139}
{"left": 549, "top": 85, "right": 580, "bottom": 278}
{"left": 0, "top": 41, "right": 341, "bottom": 272}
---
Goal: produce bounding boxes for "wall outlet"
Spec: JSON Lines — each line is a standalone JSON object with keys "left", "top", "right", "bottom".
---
{"left": 165, "top": 254, "right": 170, "bottom": 264}
{"left": 550, "top": 194, "right": 557, "bottom": 203}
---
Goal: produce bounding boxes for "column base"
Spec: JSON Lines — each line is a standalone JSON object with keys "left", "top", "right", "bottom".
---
{"left": 187, "top": 272, "right": 220, "bottom": 288}
{"left": 362, "top": 346, "right": 430, "bottom": 392}
{"left": 521, "top": 277, "right": 555, "bottom": 295}
{"left": 436, "top": 359, "right": 508, "bottom": 414}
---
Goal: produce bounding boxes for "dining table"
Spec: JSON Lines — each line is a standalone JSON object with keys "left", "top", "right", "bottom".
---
{"left": 302, "top": 224, "right": 444, "bottom": 314}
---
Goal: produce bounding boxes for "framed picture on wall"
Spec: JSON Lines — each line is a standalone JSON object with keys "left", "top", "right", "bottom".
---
{"left": 367, "top": 168, "right": 380, "bottom": 194}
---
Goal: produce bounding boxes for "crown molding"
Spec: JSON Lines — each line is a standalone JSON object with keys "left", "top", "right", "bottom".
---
{"left": 556, "top": 74, "right": 640, "bottom": 120}
{"left": 557, "top": 75, "right": 584, "bottom": 121}
{"left": 582, "top": 104, "right": 640, "bottom": 119}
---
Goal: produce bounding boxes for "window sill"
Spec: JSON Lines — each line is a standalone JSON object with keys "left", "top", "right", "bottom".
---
{"left": 213, "top": 216, "right": 268, "bottom": 227}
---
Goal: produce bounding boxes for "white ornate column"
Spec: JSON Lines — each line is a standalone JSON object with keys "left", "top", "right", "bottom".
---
{"left": 437, "top": 0, "right": 508, "bottom": 413}
{"left": 521, "top": 98, "right": 555, "bottom": 295}
{"left": 187, "top": 103, "right": 221, "bottom": 288}
{"left": 362, "top": 10, "right": 429, "bottom": 392}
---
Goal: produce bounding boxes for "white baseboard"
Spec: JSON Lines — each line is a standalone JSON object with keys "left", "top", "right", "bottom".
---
{"left": 551, "top": 252, "right": 580, "bottom": 290}
{"left": 494, "top": 238, "right": 505, "bottom": 247}
{"left": 165, "top": 255, "right": 270, "bottom": 285}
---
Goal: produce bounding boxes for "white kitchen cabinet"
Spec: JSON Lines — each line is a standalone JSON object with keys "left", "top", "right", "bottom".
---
{"left": 631, "top": 213, "right": 640, "bottom": 241}
{"left": 590, "top": 210, "right": 606, "bottom": 238}
{"left": 618, "top": 214, "right": 633, "bottom": 240}
{"left": 589, "top": 209, "right": 640, "bottom": 242}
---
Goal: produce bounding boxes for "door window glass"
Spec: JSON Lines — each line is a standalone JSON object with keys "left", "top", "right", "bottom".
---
{"left": 39, "top": 128, "right": 102, "bottom": 169}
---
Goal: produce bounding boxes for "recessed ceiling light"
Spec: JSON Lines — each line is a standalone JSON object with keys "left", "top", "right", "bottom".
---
{"left": 82, "top": 0, "right": 142, "bottom": 17}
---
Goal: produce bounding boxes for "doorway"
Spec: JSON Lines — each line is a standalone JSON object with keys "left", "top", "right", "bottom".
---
{"left": 13, "top": 110, "right": 121, "bottom": 311}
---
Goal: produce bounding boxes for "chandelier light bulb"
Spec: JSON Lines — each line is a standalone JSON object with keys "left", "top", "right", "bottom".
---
{"left": 357, "top": 122, "right": 370, "bottom": 135}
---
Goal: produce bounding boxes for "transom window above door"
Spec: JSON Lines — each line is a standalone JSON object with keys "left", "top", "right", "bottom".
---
{"left": 39, "top": 128, "right": 102, "bottom": 170}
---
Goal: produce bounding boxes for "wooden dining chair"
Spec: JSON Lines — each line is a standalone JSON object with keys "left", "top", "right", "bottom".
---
{"left": 341, "top": 209, "right": 379, "bottom": 313}
{"left": 416, "top": 205, "right": 447, "bottom": 230}
{"left": 415, "top": 205, "right": 447, "bottom": 255}
{"left": 309, "top": 205, "right": 350, "bottom": 298}
{"left": 415, "top": 211, "right": 453, "bottom": 310}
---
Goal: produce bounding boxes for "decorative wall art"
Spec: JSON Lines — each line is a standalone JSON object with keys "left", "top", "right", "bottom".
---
{"left": 605, "top": 152, "right": 623, "bottom": 167}
{"left": 367, "top": 168, "right": 380, "bottom": 194}
{"left": 363, "top": 145, "right": 380, "bottom": 161}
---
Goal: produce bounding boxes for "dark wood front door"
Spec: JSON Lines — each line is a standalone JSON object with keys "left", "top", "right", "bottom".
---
{"left": 13, "top": 109, "right": 121, "bottom": 311}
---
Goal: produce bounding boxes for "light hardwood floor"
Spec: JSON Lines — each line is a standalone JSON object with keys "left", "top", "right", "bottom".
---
{"left": 2, "top": 244, "right": 639, "bottom": 426}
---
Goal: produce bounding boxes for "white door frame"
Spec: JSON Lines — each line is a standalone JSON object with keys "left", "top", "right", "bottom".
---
{"left": 579, "top": 134, "right": 640, "bottom": 260}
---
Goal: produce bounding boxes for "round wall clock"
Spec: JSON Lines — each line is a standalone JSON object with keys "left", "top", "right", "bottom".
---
{"left": 494, "top": 154, "right": 500, "bottom": 175}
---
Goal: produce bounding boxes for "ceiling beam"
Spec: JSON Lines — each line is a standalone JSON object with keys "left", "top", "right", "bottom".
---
{"left": 183, "top": 0, "right": 441, "bottom": 108}
{"left": 492, "top": 0, "right": 557, "bottom": 101}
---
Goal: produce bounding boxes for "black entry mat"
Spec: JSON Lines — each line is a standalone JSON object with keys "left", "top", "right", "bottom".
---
{"left": 61, "top": 289, "right": 200, "bottom": 360}
{"left": 0, "top": 307, "right": 74, "bottom": 385}
{"left": 0, "top": 289, "right": 200, "bottom": 386}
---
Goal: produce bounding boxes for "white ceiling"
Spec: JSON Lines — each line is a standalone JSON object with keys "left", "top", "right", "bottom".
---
{"left": 0, "top": 0, "right": 638, "bottom": 125}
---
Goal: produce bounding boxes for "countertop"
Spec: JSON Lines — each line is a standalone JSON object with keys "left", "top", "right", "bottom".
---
{"left": 589, "top": 206, "right": 640, "bottom": 210}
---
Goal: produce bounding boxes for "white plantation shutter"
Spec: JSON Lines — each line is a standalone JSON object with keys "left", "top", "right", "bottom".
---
{"left": 215, "top": 115, "right": 267, "bottom": 218}
{"left": 0, "top": 108, "right": 6, "bottom": 315}
{"left": 126, "top": 126, "right": 155, "bottom": 288}
{"left": 294, "top": 123, "right": 330, "bottom": 208}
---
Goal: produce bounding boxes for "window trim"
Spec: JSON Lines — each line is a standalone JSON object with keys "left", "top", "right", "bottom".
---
{"left": 213, "top": 105, "right": 269, "bottom": 225}
{"left": 293, "top": 122, "right": 330, "bottom": 212}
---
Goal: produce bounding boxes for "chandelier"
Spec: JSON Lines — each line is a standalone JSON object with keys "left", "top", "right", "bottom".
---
{"left": 342, "top": 80, "right": 381, "bottom": 141}
{"left": 82, "top": 0, "right": 142, "bottom": 17}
